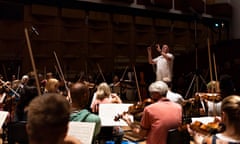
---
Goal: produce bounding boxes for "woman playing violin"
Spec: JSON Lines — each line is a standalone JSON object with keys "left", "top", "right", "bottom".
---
{"left": 203, "top": 75, "right": 236, "bottom": 116}
{"left": 90, "top": 82, "right": 123, "bottom": 144}
{"left": 189, "top": 95, "right": 240, "bottom": 144}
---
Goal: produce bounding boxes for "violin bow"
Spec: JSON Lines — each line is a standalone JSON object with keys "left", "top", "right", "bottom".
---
{"left": 149, "top": 41, "right": 156, "bottom": 73}
{"left": 2, "top": 64, "right": 8, "bottom": 81}
{"left": 96, "top": 63, "right": 106, "bottom": 82}
{"left": 112, "top": 65, "right": 128, "bottom": 87}
{"left": 133, "top": 65, "right": 142, "bottom": 102}
{"left": 0, "top": 79, "right": 20, "bottom": 98}
{"left": 17, "top": 65, "right": 21, "bottom": 80}
{"left": 24, "top": 28, "right": 41, "bottom": 96}
{"left": 120, "top": 65, "right": 128, "bottom": 81}
{"left": 43, "top": 66, "right": 46, "bottom": 80}
{"left": 207, "top": 38, "right": 213, "bottom": 89}
{"left": 53, "top": 51, "right": 72, "bottom": 103}
{"left": 54, "top": 65, "right": 61, "bottom": 79}
{"left": 53, "top": 51, "right": 67, "bottom": 89}
{"left": 207, "top": 38, "right": 218, "bottom": 116}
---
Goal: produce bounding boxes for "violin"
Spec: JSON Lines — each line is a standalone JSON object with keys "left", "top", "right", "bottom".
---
{"left": 83, "top": 81, "right": 96, "bottom": 89}
{"left": 196, "top": 92, "right": 222, "bottom": 102}
{"left": 189, "top": 120, "right": 225, "bottom": 135}
{"left": 114, "top": 98, "right": 154, "bottom": 121}
{"left": 178, "top": 118, "right": 225, "bottom": 136}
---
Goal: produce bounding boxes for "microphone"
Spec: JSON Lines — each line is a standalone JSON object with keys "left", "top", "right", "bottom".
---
{"left": 31, "top": 26, "right": 39, "bottom": 36}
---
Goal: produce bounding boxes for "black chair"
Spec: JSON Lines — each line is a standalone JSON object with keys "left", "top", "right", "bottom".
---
{"left": 167, "top": 129, "right": 187, "bottom": 144}
{"left": 7, "top": 121, "right": 28, "bottom": 144}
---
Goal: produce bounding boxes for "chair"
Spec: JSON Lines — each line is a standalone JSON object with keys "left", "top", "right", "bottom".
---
{"left": 167, "top": 129, "right": 186, "bottom": 144}
{"left": 7, "top": 121, "right": 28, "bottom": 144}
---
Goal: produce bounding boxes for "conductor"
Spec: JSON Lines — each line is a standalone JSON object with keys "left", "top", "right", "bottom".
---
{"left": 147, "top": 44, "right": 174, "bottom": 82}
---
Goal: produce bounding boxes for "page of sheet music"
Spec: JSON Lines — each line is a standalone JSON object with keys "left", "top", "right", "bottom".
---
{"left": 68, "top": 122, "right": 95, "bottom": 144}
{"left": 192, "top": 116, "right": 216, "bottom": 124}
{"left": 99, "top": 103, "right": 134, "bottom": 126}
{"left": 0, "top": 111, "right": 8, "bottom": 127}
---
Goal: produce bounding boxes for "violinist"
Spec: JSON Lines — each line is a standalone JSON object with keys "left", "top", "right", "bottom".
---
{"left": 109, "top": 75, "right": 121, "bottom": 96}
{"left": 14, "top": 76, "right": 38, "bottom": 121}
{"left": 188, "top": 95, "right": 240, "bottom": 144}
{"left": 27, "top": 93, "right": 82, "bottom": 144}
{"left": 90, "top": 82, "right": 122, "bottom": 113}
{"left": 204, "top": 75, "right": 236, "bottom": 116}
{"left": 204, "top": 80, "right": 222, "bottom": 116}
{"left": 90, "top": 82, "right": 123, "bottom": 144}
{"left": 163, "top": 78, "right": 185, "bottom": 105}
{"left": 44, "top": 78, "right": 59, "bottom": 94}
{"left": 121, "top": 81, "right": 182, "bottom": 144}
{"left": 69, "top": 82, "right": 101, "bottom": 143}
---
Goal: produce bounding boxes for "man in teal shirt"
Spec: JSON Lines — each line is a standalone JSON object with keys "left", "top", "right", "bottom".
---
{"left": 70, "top": 82, "right": 101, "bottom": 143}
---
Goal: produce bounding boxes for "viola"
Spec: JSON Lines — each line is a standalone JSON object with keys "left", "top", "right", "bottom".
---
{"left": 114, "top": 98, "right": 154, "bottom": 121}
{"left": 189, "top": 120, "right": 225, "bottom": 135}
{"left": 83, "top": 81, "right": 96, "bottom": 89}
{"left": 195, "top": 92, "right": 222, "bottom": 102}
{"left": 178, "top": 118, "right": 225, "bottom": 136}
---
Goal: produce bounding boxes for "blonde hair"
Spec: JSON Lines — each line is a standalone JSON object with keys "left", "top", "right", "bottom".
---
{"left": 45, "top": 78, "right": 59, "bottom": 93}
{"left": 96, "top": 82, "right": 111, "bottom": 100}
{"left": 207, "top": 81, "right": 220, "bottom": 93}
{"left": 221, "top": 95, "right": 240, "bottom": 134}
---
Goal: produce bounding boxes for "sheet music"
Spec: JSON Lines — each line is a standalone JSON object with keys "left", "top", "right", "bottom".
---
{"left": 192, "top": 116, "right": 216, "bottom": 124}
{"left": 99, "top": 103, "right": 133, "bottom": 126}
{"left": 0, "top": 111, "right": 8, "bottom": 127}
{"left": 68, "top": 122, "right": 95, "bottom": 144}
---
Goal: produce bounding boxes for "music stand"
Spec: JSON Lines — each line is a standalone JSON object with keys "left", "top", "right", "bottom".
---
{"left": 184, "top": 17, "right": 207, "bottom": 99}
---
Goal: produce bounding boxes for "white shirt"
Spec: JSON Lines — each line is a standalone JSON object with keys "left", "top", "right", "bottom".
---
{"left": 153, "top": 53, "right": 174, "bottom": 81}
{"left": 207, "top": 101, "right": 222, "bottom": 116}
{"left": 167, "top": 90, "right": 184, "bottom": 105}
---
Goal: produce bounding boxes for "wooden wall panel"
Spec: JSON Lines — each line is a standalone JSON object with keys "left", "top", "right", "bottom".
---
{"left": 31, "top": 5, "right": 58, "bottom": 16}
{"left": 0, "top": 3, "right": 230, "bottom": 81}
{"left": 61, "top": 8, "right": 85, "bottom": 19}
{"left": 135, "top": 16, "right": 153, "bottom": 25}
{"left": 88, "top": 11, "right": 110, "bottom": 21}
{"left": 112, "top": 14, "right": 132, "bottom": 24}
{"left": 154, "top": 19, "right": 171, "bottom": 27}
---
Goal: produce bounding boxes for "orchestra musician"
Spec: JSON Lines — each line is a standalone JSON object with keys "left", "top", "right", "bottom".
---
{"left": 199, "top": 75, "right": 236, "bottom": 117}
{"left": 90, "top": 82, "right": 123, "bottom": 144}
{"left": 147, "top": 43, "right": 174, "bottom": 82}
{"left": 90, "top": 82, "right": 122, "bottom": 113}
{"left": 14, "top": 76, "right": 38, "bottom": 122}
{"left": 69, "top": 82, "right": 101, "bottom": 143}
{"left": 188, "top": 95, "right": 240, "bottom": 144}
{"left": 109, "top": 75, "right": 121, "bottom": 96}
{"left": 44, "top": 78, "right": 59, "bottom": 94}
{"left": 163, "top": 78, "right": 185, "bottom": 105}
{"left": 26, "top": 93, "right": 82, "bottom": 144}
{"left": 121, "top": 81, "right": 182, "bottom": 144}
{"left": 0, "top": 80, "right": 20, "bottom": 122}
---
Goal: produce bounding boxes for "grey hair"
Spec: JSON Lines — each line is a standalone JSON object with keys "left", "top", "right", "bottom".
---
{"left": 148, "top": 81, "right": 168, "bottom": 96}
